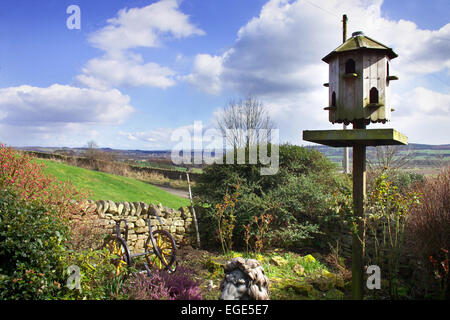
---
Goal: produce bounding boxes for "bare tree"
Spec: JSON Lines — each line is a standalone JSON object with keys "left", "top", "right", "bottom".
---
{"left": 83, "top": 140, "right": 100, "bottom": 160}
{"left": 83, "top": 140, "right": 116, "bottom": 162}
{"left": 216, "top": 97, "right": 274, "bottom": 149}
{"left": 367, "top": 145, "right": 412, "bottom": 172}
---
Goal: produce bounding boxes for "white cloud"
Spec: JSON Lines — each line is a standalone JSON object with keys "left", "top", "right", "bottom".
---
{"left": 395, "top": 87, "right": 450, "bottom": 116}
{"left": 0, "top": 84, "right": 134, "bottom": 126}
{"left": 183, "top": 0, "right": 450, "bottom": 144}
{"left": 120, "top": 128, "right": 172, "bottom": 145}
{"left": 182, "top": 54, "right": 224, "bottom": 94}
{"left": 77, "top": 53, "right": 176, "bottom": 90}
{"left": 89, "top": 0, "right": 204, "bottom": 53}
{"left": 0, "top": 84, "right": 136, "bottom": 147}
{"left": 118, "top": 121, "right": 220, "bottom": 149}
{"left": 79, "top": 0, "right": 204, "bottom": 90}
{"left": 186, "top": 0, "right": 450, "bottom": 95}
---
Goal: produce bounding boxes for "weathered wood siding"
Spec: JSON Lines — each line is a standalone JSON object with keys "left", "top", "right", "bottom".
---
{"left": 327, "top": 51, "right": 391, "bottom": 124}
{"left": 363, "top": 53, "right": 390, "bottom": 122}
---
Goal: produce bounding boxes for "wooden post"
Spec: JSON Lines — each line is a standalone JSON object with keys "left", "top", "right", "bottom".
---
{"left": 186, "top": 168, "right": 201, "bottom": 248}
{"left": 352, "top": 121, "right": 366, "bottom": 300}
{"left": 342, "top": 14, "right": 350, "bottom": 174}
{"left": 342, "top": 14, "right": 348, "bottom": 43}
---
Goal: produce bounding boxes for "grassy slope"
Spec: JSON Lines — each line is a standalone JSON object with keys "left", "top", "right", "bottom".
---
{"left": 36, "top": 159, "right": 190, "bottom": 209}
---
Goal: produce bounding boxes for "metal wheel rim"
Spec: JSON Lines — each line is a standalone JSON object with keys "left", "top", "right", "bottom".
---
{"left": 103, "top": 236, "right": 131, "bottom": 275}
{"left": 145, "top": 230, "right": 177, "bottom": 271}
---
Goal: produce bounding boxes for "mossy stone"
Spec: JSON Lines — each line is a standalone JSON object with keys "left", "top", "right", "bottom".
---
{"left": 324, "top": 288, "right": 344, "bottom": 300}
{"left": 270, "top": 256, "right": 289, "bottom": 266}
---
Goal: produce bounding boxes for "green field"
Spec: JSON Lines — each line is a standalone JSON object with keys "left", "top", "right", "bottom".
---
{"left": 36, "top": 159, "right": 190, "bottom": 209}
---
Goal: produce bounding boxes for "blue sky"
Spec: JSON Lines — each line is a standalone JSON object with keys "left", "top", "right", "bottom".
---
{"left": 0, "top": 0, "right": 449, "bottom": 149}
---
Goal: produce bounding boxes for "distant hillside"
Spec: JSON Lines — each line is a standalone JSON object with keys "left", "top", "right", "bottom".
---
{"left": 304, "top": 143, "right": 450, "bottom": 169}
{"left": 17, "top": 142, "right": 450, "bottom": 169}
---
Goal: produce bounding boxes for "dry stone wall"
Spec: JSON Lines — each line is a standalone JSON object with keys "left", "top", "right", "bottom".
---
{"left": 86, "top": 200, "right": 196, "bottom": 253}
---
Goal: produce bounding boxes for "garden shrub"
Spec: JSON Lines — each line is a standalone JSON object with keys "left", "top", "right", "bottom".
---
{"left": 406, "top": 167, "right": 449, "bottom": 299}
{"left": 364, "top": 171, "right": 421, "bottom": 299}
{"left": 0, "top": 189, "right": 69, "bottom": 299}
{"left": 122, "top": 266, "right": 203, "bottom": 300}
{"left": 59, "top": 248, "right": 129, "bottom": 300}
{"left": 193, "top": 144, "right": 350, "bottom": 251}
{"left": 0, "top": 145, "right": 88, "bottom": 218}
{"left": 0, "top": 145, "right": 104, "bottom": 251}
{"left": 0, "top": 145, "right": 107, "bottom": 299}
{"left": 388, "top": 170, "right": 424, "bottom": 193}
{"left": 367, "top": 168, "right": 424, "bottom": 195}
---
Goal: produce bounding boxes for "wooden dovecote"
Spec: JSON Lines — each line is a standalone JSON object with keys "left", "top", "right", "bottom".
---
{"left": 303, "top": 18, "right": 407, "bottom": 300}
{"left": 322, "top": 31, "right": 398, "bottom": 125}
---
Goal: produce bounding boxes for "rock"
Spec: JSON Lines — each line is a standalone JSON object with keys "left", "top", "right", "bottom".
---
{"left": 127, "top": 216, "right": 137, "bottom": 222}
{"left": 180, "top": 207, "right": 191, "bottom": 219}
{"left": 280, "top": 279, "right": 313, "bottom": 296}
{"left": 270, "top": 256, "right": 288, "bottom": 266}
{"left": 107, "top": 200, "right": 117, "bottom": 214}
{"left": 135, "top": 218, "right": 146, "bottom": 228}
{"left": 135, "top": 239, "right": 145, "bottom": 252}
{"left": 173, "top": 219, "right": 184, "bottom": 227}
{"left": 293, "top": 264, "right": 305, "bottom": 276}
{"left": 310, "top": 270, "right": 338, "bottom": 292}
{"left": 173, "top": 210, "right": 181, "bottom": 218}
{"left": 123, "top": 202, "right": 130, "bottom": 215}
{"left": 149, "top": 203, "right": 163, "bottom": 218}
{"left": 116, "top": 202, "right": 124, "bottom": 215}
{"left": 174, "top": 234, "right": 183, "bottom": 243}
{"left": 140, "top": 202, "right": 149, "bottom": 215}
{"left": 165, "top": 208, "right": 174, "bottom": 218}
{"left": 133, "top": 202, "right": 142, "bottom": 216}
{"left": 136, "top": 227, "right": 147, "bottom": 234}
{"left": 128, "top": 234, "right": 138, "bottom": 241}
{"left": 311, "top": 278, "right": 333, "bottom": 292}
{"left": 335, "top": 276, "right": 345, "bottom": 289}
{"left": 157, "top": 203, "right": 165, "bottom": 216}
{"left": 129, "top": 202, "right": 136, "bottom": 216}
{"left": 321, "top": 269, "right": 344, "bottom": 288}
{"left": 96, "top": 201, "right": 105, "bottom": 218}
{"left": 205, "top": 258, "right": 224, "bottom": 274}
{"left": 99, "top": 200, "right": 109, "bottom": 213}
{"left": 176, "top": 226, "right": 185, "bottom": 234}
{"left": 324, "top": 288, "right": 344, "bottom": 300}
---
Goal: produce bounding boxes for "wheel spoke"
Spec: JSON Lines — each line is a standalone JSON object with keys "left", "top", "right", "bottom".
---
{"left": 145, "top": 230, "right": 176, "bottom": 271}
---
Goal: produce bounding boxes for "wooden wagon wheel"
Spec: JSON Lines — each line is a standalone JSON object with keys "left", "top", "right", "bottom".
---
{"left": 103, "top": 235, "right": 131, "bottom": 276}
{"left": 145, "top": 229, "right": 177, "bottom": 273}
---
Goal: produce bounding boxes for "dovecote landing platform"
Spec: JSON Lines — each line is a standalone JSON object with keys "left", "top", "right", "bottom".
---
{"left": 302, "top": 128, "right": 407, "bottom": 147}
